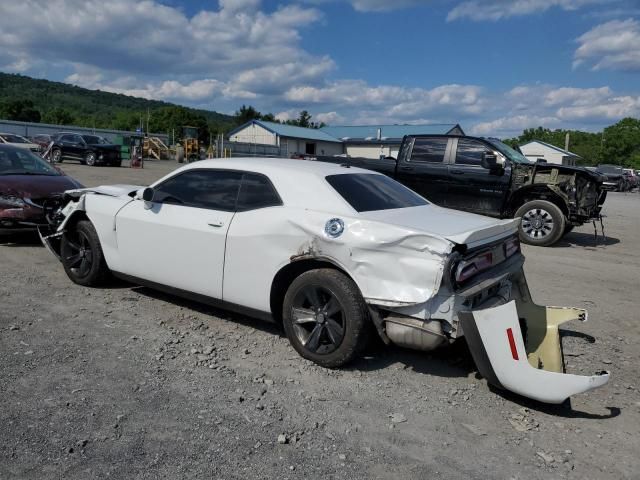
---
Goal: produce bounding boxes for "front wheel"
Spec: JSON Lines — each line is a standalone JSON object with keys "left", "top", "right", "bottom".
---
{"left": 60, "top": 220, "right": 110, "bottom": 286}
{"left": 85, "top": 152, "right": 97, "bottom": 166}
{"left": 282, "top": 269, "right": 369, "bottom": 368}
{"left": 515, "top": 200, "right": 566, "bottom": 247}
{"left": 52, "top": 148, "right": 63, "bottom": 163}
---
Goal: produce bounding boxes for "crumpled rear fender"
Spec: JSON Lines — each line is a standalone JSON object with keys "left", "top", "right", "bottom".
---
{"left": 460, "top": 301, "right": 609, "bottom": 404}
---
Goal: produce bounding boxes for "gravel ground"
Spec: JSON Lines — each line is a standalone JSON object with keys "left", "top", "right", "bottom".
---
{"left": 1, "top": 160, "right": 639, "bottom": 479}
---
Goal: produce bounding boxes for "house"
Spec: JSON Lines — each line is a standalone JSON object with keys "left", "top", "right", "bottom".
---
{"left": 320, "top": 124, "right": 464, "bottom": 159}
{"left": 228, "top": 120, "right": 344, "bottom": 157}
{"left": 519, "top": 140, "right": 581, "bottom": 166}
{"left": 227, "top": 120, "right": 465, "bottom": 159}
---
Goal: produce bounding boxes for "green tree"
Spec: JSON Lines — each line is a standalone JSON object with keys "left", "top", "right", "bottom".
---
{"left": 43, "top": 107, "right": 75, "bottom": 125}
{"left": 602, "top": 117, "right": 640, "bottom": 167}
{"left": 234, "top": 105, "right": 261, "bottom": 125}
{"left": 0, "top": 99, "right": 41, "bottom": 122}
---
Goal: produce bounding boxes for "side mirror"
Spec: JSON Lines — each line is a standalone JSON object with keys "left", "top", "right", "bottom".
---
{"left": 141, "top": 187, "right": 155, "bottom": 202}
{"left": 480, "top": 152, "right": 504, "bottom": 170}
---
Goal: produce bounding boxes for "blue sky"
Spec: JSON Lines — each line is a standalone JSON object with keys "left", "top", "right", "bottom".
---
{"left": 1, "top": 0, "right": 639, "bottom": 136}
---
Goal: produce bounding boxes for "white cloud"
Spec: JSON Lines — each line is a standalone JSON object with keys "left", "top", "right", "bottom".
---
{"left": 347, "top": 0, "right": 429, "bottom": 12}
{"left": 574, "top": 18, "right": 640, "bottom": 71}
{"left": 0, "top": 0, "right": 326, "bottom": 101}
{"left": 447, "top": 0, "right": 604, "bottom": 22}
{"left": 471, "top": 115, "right": 560, "bottom": 136}
{"left": 315, "top": 111, "right": 345, "bottom": 124}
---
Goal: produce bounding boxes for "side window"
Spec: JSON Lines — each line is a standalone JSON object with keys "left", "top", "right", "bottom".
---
{"left": 456, "top": 139, "right": 487, "bottom": 166}
{"left": 410, "top": 138, "right": 448, "bottom": 163}
{"left": 237, "top": 173, "right": 282, "bottom": 211}
{"left": 73, "top": 135, "right": 85, "bottom": 144}
{"left": 60, "top": 135, "right": 73, "bottom": 142}
{"left": 154, "top": 170, "right": 243, "bottom": 211}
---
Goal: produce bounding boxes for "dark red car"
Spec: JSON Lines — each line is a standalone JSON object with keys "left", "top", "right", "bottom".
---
{"left": 0, "top": 144, "right": 82, "bottom": 230}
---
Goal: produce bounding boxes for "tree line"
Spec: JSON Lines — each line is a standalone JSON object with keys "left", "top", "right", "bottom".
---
{"left": 504, "top": 118, "right": 640, "bottom": 168}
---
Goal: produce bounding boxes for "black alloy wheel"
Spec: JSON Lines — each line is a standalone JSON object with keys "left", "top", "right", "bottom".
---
{"left": 290, "top": 284, "right": 346, "bottom": 355}
{"left": 282, "top": 269, "right": 370, "bottom": 368}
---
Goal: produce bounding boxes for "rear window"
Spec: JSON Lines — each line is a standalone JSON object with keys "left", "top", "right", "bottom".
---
{"left": 326, "top": 173, "right": 427, "bottom": 212}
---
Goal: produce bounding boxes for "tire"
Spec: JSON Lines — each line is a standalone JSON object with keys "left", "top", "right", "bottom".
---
{"left": 52, "top": 148, "right": 63, "bottom": 163}
{"left": 60, "top": 220, "right": 110, "bottom": 287}
{"left": 515, "top": 200, "right": 566, "bottom": 247}
{"left": 282, "top": 269, "right": 369, "bottom": 368}
{"left": 85, "top": 152, "right": 97, "bottom": 166}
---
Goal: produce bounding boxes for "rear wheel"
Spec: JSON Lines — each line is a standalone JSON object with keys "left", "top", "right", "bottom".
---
{"left": 282, "top": 269, "right": 369, "bottom": 368}
{"left": 61, "top": 220, "right": 110, "bottom": 286}
{"left": 515, "top": 200, "right": 566, "bottom": 247}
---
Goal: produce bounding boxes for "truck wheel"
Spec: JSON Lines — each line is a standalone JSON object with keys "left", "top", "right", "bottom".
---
{"left": 282, "top": 269, "right": 369, "bottom": 368}
{"left": 85, "top": 152, "right": 97, "bottom": 166}
{"left": 515, "top": 200, "right": 566, "bottom": 247}
{"left": 60, "top": 220, "right": 110, "bottom": 287}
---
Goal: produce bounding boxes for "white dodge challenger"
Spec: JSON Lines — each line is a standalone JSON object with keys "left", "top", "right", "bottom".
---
{"left": 41, "top": 158, "right": 608, "bottom": 404}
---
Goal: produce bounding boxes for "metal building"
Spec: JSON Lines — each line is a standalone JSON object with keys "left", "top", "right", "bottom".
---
{"left": 519, "top": 140, "right": 581, "bottom": 166}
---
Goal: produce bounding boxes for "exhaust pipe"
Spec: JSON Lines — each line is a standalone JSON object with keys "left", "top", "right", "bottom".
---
{"left": 384, "top": 315, "right": 447, "bottom": 351}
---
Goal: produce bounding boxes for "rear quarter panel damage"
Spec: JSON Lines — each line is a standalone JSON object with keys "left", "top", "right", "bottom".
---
{"left": 222, "top": 207, "right": 454, "bottom": 313}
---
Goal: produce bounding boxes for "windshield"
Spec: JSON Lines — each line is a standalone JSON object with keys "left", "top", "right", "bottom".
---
{"left": 326, "top": 173, "right": 428, "bottom": 212}
{"left": 0, "top": 134, "right": 29, "bottom": 144}
{"left": 81, "top": 135, "right": 108, "bottom": 145}
{"left": 597, "top": 165, "right": 623, "bottom": 174}
{"left": 0, "top": 147, "right": 61, "bottom": 176}
{"left": 485, "top": 139, "right": 532, "bottom": 164}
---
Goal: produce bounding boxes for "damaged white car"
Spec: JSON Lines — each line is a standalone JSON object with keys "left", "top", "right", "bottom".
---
{"left": 41, "top": 158, "right": 609, "bottom": 404}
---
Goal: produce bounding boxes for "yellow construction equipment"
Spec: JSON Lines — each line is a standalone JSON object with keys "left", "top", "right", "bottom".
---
{"left": 144, "top": 136, "right": 169, "bottom": 160}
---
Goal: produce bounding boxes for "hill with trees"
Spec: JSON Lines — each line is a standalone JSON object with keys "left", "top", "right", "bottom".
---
{"left": 0, "top": 72, "right": 235, "bottom": 143}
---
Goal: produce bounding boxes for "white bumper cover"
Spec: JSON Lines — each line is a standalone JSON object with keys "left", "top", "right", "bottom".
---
{"left": 460, "top": 301, "right": 609, "bottom": 404}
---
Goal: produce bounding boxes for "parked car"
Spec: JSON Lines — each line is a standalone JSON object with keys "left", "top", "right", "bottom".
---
{"left": 0, "top": 133, "right": 41, "bottom": 153}
{"left": 30, "top": 134, "right": 54, "bottom": 152}
{"left": 317, "top": 135, "right": 607, "bottom": 247}
{"left": 596, "top": 164, "right": 628, "bottom": 192}
{"left": 50, "top": 133, "right": 122, "bottom": 166}
{"left": 40, "top": 158, "right": 608, "bottom": 404}
{"left": 0, "top": 144, "right": 82, "bottom": 230}
{"left": 623, "top": 168, "right": 637, "bottom": 190}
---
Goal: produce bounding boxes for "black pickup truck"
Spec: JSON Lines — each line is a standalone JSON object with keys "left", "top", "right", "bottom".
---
{"left": 319, "top": 135, "right": 607, "bottom": 246}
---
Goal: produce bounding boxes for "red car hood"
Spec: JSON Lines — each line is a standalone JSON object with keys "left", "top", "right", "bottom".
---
{"left": 0, "top": 174, "right": 83, "bottom": 199}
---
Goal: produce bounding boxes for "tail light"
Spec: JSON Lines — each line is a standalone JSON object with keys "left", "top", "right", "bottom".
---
{"left": 455, "top": 251, "right": 493, "bottom": 284}
{"left": 504, "top": 237, "right": 520, "bottom": 258}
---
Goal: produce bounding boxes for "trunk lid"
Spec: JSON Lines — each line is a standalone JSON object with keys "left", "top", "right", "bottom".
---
{"left": 360, "top": 204, "right": 518, "bottom": 248}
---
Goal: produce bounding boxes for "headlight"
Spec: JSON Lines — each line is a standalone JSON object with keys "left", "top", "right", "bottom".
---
{"left": 0, "top": 195, "right": 26, "bottom": 208}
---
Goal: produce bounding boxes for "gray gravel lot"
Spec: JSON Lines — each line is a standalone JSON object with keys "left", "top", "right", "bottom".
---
{"left": 1, "top": 160, "right": 639, "bottom": 479}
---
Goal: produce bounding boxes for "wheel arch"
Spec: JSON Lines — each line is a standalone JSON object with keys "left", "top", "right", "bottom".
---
{"left": 269, "top": 258, "right": 360, "bottom": 324}
{"left": 506, "top": 185, "right": 569, "bottom": 218}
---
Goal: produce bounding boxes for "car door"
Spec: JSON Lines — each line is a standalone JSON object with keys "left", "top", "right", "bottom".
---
{"left": 114, "top": 169, "right": 243, "bottom": 299}
{"left": 446, "top": 138, "right": 510, "bottom": 215}
{"left": 394, "top": 137, "right": 452, "bottom": 206}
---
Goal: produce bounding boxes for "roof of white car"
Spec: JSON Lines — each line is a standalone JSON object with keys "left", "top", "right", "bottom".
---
{"left": 178, "top": 157, "right": 374, "bottom": 178}
{"left": 164, "top": 157, "right": 380, "bottom": 214}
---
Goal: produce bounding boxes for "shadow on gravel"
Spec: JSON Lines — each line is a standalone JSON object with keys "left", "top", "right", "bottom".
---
{"left": 553, "top": 231, "right": 620, "bottom": 248}
{"left": 351, "top": 337, "right": 474, "bottom": 379}
{"left": 0, "top": 230, "right": 43, "bottom": 246}
{"left": 131, "top": 286, "right": 284, "bottom": 337}
{"left": 489, "top": 386, "right": 621, "bottom": 419}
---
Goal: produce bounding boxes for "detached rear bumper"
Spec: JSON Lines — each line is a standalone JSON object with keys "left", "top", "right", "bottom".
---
{"left": 460, "top": 301, "right": 609, "bottom": 404}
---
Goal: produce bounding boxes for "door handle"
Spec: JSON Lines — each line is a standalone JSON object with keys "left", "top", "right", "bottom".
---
{"left": 450, "top": 169, "right": 465, "bottom": 175}
{"left": 208, "top": 221, "right": 224, "bottom": 228}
